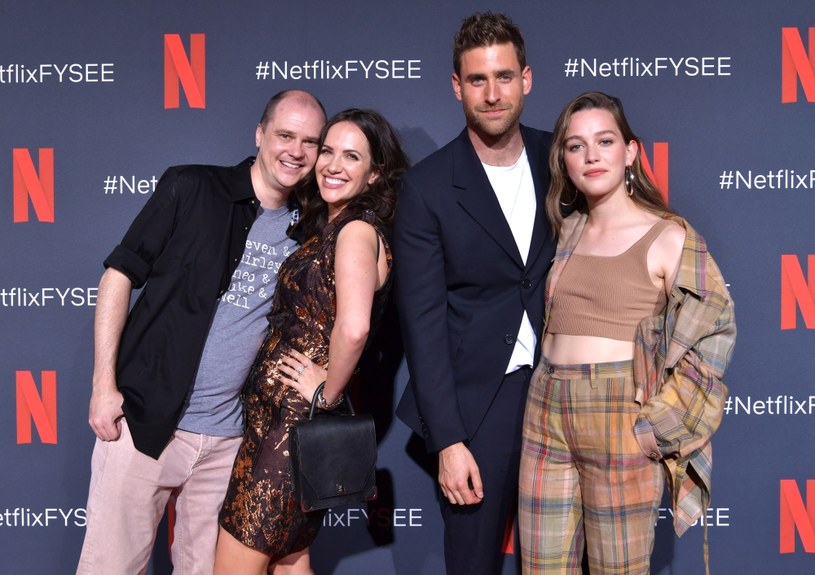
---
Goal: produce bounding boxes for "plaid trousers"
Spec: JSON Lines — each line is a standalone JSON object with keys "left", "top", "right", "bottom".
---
{"left": 519, "top": 359, "right": 664, "bottom": 574}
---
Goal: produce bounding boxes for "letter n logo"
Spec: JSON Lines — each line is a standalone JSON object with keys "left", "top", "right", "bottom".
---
{"left": 16, "top": 370, "right": 58, "bottom": 444}
{"left": 501, "top": 518, "right": 515, "bottom": 555}
{"left": 780, "top": 479, "right": 815, "bottom": 553}
{"left": 639, "top": 142, "right": 669, "bottom": 204}
{"left": 164, "top": 33, "right": 206, "bottom": 109}
{"left": 780, "top": 254, "right": 815, "bottom": 330}
{"left": 782, "top": 27, "right": 815, "bottom": 103}
{"left": 13, "top": 148, "right": 54, "bottom": 223}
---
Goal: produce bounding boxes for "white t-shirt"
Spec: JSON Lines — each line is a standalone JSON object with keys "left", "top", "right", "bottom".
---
{"left": 482, "top": 148, "right": 537, "bottom": 372}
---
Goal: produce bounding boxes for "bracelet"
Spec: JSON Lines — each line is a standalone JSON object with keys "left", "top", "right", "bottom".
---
{"left": 317, "top": 386, "right": 344, "bottom": 410}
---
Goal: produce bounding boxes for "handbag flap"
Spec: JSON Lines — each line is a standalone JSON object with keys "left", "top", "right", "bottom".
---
{"left": 292, "top": 413, "right": 377, "bottom": 499}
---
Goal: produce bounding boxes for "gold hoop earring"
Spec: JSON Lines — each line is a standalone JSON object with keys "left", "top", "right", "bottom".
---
{"left": 560, "top": 189, "right": 578, "bottom": 207}
{"left": 625, "top": 166, "right": 634, "bottom": 197}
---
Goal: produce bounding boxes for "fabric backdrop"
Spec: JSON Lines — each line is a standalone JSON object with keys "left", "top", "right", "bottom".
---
{"left": 1, "top": 2, "right": 813, "bottom": 573}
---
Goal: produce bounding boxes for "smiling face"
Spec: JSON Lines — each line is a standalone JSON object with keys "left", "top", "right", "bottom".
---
{"left": 253, "top": 95, "right": 324, "bottom": 197}
{"left": 315, "top": 121, "right": 380, "bottom": 220}
{"left": 452, "top": 42, "right": 531, "bottom": 144}
{"left": 562, "top": 108, "right": 638, "bottom": 201}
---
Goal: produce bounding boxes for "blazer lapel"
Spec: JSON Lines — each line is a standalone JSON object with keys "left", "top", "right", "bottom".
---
{"left": 451, "top": 130, "right": 524, "bottom": 266}
{"left": 522, "top": 126, "right": 551, "bottom": 269}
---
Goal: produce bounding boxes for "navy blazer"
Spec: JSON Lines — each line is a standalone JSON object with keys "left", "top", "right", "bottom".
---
{"left": 395, "top": 126, "right": 555, "bottom": 453}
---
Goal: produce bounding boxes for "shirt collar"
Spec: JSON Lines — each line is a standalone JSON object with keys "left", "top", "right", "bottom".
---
{"left": 227, "top": 156, "right": 259, "bottom": 203}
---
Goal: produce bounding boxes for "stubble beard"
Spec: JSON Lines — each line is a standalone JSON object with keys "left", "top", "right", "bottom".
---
{"left": 465, "top": 101, "right": 524, "bottom": 143}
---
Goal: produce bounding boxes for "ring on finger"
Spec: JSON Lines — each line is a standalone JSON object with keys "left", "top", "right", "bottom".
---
{"left": 296, "top": 365, "right": 305, "bottom": 375}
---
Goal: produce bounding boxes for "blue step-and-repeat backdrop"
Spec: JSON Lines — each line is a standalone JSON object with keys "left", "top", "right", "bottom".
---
{"left": 1, "top": 2, "right": 814, "bottom": 573}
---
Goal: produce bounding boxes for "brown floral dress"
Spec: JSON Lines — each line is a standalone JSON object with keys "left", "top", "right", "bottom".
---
{"left": 218, "top": 208, "right": 391, "bottom": 560}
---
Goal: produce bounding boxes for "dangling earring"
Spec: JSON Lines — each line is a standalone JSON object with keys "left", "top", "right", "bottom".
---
{"left": 625, "top": 166, "right": 634, "bottom": 197}
{"left": 560, "top": 188, "right": 577, "bottom": 207}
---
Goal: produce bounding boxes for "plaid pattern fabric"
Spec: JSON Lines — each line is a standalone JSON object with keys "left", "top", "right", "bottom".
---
{"left": 543, "top": 211, "right": 736, "bottom": 538}
{"left": 519, "top": 360, "right": 663, "bottom": 574}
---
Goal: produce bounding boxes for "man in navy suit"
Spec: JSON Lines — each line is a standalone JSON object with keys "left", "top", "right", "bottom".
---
{"left": 394, "top": 11, "right": 556, "bottom": 575}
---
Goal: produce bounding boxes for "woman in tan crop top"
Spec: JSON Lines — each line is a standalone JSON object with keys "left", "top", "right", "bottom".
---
{"left": 518, "top": 93, "right": 735, "bottom": 575}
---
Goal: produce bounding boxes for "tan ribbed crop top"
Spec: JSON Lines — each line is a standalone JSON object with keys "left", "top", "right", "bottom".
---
{"left": 547, "top": 220, "right": 671, "bottom": 342}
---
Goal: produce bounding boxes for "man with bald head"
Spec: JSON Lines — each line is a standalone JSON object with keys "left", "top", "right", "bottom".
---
{"left": 77, "top": 90, "right": 326, "bottom": 575}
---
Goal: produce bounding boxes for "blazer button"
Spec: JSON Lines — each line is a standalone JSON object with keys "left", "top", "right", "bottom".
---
{"left": 649, "top": 451, "right": 660, "bottom": 460}
{"left": 504, "top": 334, "right": 515, "bottom": 345}
{"left": 521, "top": 279, "right": 532, "bottom": 289}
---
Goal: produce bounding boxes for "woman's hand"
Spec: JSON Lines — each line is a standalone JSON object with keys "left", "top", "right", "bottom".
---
{"left": 278, "top": 349, "right": 327, "bottom": 404}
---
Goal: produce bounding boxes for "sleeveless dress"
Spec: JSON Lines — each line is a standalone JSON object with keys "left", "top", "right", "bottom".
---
{"left": 219, "top": 208, "right": 392, "bottom": 559}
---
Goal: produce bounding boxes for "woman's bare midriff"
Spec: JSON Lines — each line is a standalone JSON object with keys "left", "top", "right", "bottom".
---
{"left": 542, "top": 332, "right": 634, "bottom": 365}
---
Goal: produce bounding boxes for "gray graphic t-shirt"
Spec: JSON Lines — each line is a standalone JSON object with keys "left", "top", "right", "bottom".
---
{"left": 178, "top": 205, "right": 296, "bottom": 436}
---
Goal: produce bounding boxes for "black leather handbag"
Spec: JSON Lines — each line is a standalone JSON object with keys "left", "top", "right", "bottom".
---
{"left": 290, "top": 384, "right": 378, "bottom": 512}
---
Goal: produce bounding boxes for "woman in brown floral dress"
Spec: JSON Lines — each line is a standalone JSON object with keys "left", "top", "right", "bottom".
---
{"left": 214, "top": 108, "right": 408, "bottom": 575}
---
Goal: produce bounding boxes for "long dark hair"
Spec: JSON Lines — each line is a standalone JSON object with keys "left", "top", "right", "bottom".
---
{"left": 546, "top": 91, "right": 673, "bottom": 231}
{"left": 290, "top": 108, "right": 409, "bottom": 242}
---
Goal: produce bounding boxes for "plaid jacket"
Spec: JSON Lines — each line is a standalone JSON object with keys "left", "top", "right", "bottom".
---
{"left": 545, "top": 211, "right": 736, "bottom": 537}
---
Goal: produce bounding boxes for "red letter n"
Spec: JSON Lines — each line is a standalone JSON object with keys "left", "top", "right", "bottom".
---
{"left": 639, "top": 142, "right": 669, "bottom": 204}
{"left": 780, "top": 255, "right": 815, "bottom": 330}
{"left": 13, "top": 148, "right": 55, "bottom": 223}
{"left": 780, "top": 479, "right": 815, "bottom": 553}
{"left": 164, "top": 33, "right": 206, "bottom": 109}
{"left": 16, "top": 370, "right": 57, "bottom": 444}
{"left": 782, "top": 27, "right": 815, "bottom": 104}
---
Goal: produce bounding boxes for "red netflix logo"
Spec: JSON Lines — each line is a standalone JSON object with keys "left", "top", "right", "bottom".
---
{"left": 12, "top": 148, "right": 54, "bottom": 223}
{"left": 164, "top": 33, "right": 206, "bottom": 109}
{"left": 782, "top": 27, "right": 815, "bottom": 103}
{"left": 16, "top": 370, "right": 58, "bottom": 444}
{"left": 639, "top": 142, "right": 669, "bottom": 203}
{"left": 780, "top": 255, "right": 815, "bottom": 330}
{"left": 780, "top": 479, "right": 815, "bottom": 553}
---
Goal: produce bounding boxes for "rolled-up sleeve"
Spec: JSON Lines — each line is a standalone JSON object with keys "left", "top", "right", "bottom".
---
{"left": 103, "top": 167, "right": 183, "bottom": 288}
